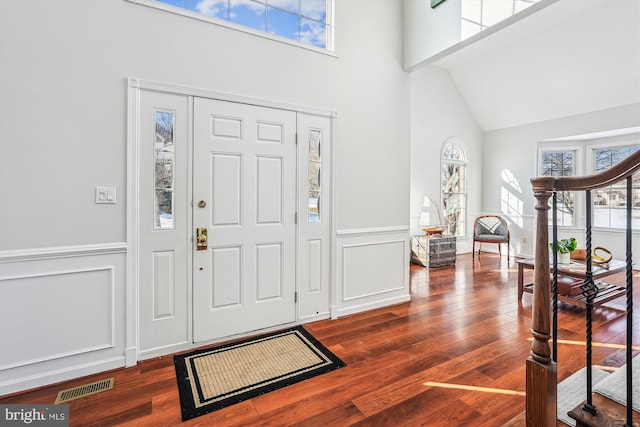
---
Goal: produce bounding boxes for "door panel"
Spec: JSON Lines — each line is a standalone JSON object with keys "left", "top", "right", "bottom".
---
{"left": 298, "top": 114, "right": 332, "bottom": 321}
{"left": 138, "top": 91, "right": 190, "bottom": 354}
{"left": 193, "top": 98, "right": 297, "bottom": 342}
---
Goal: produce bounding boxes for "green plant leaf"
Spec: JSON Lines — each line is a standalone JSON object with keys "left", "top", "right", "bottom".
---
{"left": 549, "top": 237, "right": 577, "bottom": 254}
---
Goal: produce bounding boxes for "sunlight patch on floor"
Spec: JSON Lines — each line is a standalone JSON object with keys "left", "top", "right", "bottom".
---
{"left": 527, "top": 337, "right": 640, "bottom": 350}
{"left": 594, "top": 364, "right": 619, "bottom": 372}
{"left": 492, "top": 268, "right": 520, "bottom": 273}
{"left": 423, "top": 381, "right": 526, "bottom": 396}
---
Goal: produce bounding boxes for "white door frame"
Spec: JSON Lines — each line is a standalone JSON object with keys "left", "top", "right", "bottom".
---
{"left": 126, "top": 78, "right": 337, "bottom": 364}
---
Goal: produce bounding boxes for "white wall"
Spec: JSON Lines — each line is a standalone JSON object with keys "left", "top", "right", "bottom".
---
{"left": 0, "top": 0, "right": 410, "bottom": 394}
{"left": 403, "top": 0, "right": 461, "bottom": 70}
{"left": 0, "top": 0, "right": 409, "bottom": 250}
{"left": 409, "top": 65, "right": 483, "bottom": 253}
{"left": 483, "top": 103, "right": 640, "bottom": 258}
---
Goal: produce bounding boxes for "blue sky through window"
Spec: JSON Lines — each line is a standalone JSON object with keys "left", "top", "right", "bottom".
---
{"left": 155, "top": 0, "right": 328, "bottom": 49}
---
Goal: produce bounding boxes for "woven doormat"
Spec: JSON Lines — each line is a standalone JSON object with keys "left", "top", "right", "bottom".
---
{"left": 174, "top": 326, "right": 345, "bottom": 421}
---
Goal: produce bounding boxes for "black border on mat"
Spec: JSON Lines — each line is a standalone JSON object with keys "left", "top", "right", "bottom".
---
{"left": 173, "top": 325, "right": 346, "bottom": 421}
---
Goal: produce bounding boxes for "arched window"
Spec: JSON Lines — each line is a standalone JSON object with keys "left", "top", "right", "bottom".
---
{"left": 441, "top": 138, "right": 468, "bottom": 237}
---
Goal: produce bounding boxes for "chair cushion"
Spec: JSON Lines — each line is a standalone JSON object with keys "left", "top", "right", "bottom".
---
{"left": 475, "top": 234, "right": 508, "bottom": 242}
{"left": 475, "top": 217, "right": 508, "bottom": 238}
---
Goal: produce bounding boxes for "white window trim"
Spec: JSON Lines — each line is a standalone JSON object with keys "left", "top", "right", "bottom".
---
{"left": 537, "top": 135, "right": 640, "bottom": 233}
{"left": 440, "top": 137, "right": 468, "bottom": 238}
{"left": 536, "top": 143, "right": 584, "bottom": 230}
{"left": 585, "top": 137, "right": 640, "bottom": 231}
{"left": 126, "top": 0, "right": 338, "bottom": 57}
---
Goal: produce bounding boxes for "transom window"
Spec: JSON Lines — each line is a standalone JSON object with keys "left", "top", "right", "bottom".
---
{"left": 461, "top": 0, "right": 539, "bottom": 40}
{"left": 441, "top": 138, "right": 468, "bottom": 237}
{"left": 144, "top": 0, "right": 333, "bottom": 51}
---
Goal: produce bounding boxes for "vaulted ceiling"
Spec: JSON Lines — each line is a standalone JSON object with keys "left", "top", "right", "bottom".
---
{"left": 431, "top": 0, "right": 640, "bottom": 131}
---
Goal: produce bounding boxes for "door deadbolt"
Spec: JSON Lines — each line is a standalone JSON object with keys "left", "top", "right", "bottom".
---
{"left": 196, "top": 227, "right": 208, "bottom": 250}
{"left": 198, "top": 200, "right": 207, "bottom": 208}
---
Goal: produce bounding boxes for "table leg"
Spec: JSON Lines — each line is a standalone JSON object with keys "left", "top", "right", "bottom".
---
{"left": 518, "top": 263, "right": 524, "bottom": 300}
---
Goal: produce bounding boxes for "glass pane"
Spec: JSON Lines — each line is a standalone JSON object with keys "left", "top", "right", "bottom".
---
{"left": 155, "top": 157, "right": 174, "bottom": 189}
{"left": 159, "top": 0, "right": 188, "bottom": 8}
{"left": 442, "top": 164, "right": 463, "bottom": 193}
{"left": 555, "top": 191, "right": 574, "bottom": 227}
{"left": 593, "top": 146, "right": 639, "bottom": 229}
{"left": 482, "top": 0, "right": 513, "bottom": 26}
{"left": 461, "top": 0, "right": 481, "bottom": 24}
{"left": 188, "top": 0, "right": 227, "bottom": 19}
{"left": 309, "top": 191, "right": 320, "bottom": 223}
{"left": 300, "top": 18, "right": 326, "bottom": 48}
{"left": 309, "top": 129, "right": 321, "bottom": 161}
{"left": 155, "top": 189, "right": 174, "bottom": 229}
{"left": 301, "top": 0, "right": 326, "bottom": 21}
{"left": 541, "top": 151, "right": 573, "bottom": 176}
{"left": 442, "top": 141, "right": 466, "bottom": 161}
{"left": 154, "top": 110, "right": 175, "bottom": 230}
{"left": 541, "top": 151, "right": 574, "bottom": 226}
{"left": 267, "top": 7, "right": 298, "bottom": 40}
{"left": 594, "top": 146, "right": 639, "bottom": 172}
{"left": 230, "top": 0, "right": 266, "bottom": 31}
{"left": 309, "top": 161, "right": 320, "bottom": 192}
{"left": 443, "top": 193, "right": 464, "bottom": 236}
{"left": 269, "top": 0, "right": 298, "bottom": 14}
{"left": 308, "top": 129, "right": 321, "bottom": 223}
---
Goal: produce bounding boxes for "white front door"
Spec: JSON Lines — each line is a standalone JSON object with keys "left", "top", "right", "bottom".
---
{"left": 192, "top": 98, "right": 297, "bottom": 342}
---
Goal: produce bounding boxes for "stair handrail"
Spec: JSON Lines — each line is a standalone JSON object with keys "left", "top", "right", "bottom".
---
{"left": 526, "top": 149, "right": 640, "bottom": 427}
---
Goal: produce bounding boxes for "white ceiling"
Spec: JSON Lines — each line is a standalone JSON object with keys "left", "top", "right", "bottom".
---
{"left": 431, "top": 0, "right": 640, "bottom": 131}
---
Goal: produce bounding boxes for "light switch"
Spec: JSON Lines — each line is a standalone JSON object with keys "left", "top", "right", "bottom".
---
{"left": 96, "top": 187, "right": 116, "bottom": 204}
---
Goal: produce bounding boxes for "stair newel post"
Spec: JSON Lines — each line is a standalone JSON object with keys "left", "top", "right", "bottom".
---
{"left": 625, "top": 176, "right": 633, "bottom": 427}
{"left": 527, "top": 177, "right": 557, "bottom": 427}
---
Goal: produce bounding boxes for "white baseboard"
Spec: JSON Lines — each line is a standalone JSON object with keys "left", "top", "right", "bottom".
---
{"left": 335, "top": 294, "right": 411, "bottom": 318}
{"left": 0, "top": 356, "right": 125, "bottom": 396}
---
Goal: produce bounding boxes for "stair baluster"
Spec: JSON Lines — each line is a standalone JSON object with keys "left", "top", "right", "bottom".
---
{"left": 580, "top": 189, "right": 597, "bottom": 416}
{"left": 625, "top": 176, "right": 633, "bottom": 427}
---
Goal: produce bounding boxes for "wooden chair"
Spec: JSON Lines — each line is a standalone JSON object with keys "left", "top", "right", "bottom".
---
{"left": 472, "top": 215, "right": 510, "bottom": 260}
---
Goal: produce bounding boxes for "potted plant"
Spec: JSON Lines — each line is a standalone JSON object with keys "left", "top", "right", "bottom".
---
{"left": 549, "top": 237, "right": 577, "bottom": 264}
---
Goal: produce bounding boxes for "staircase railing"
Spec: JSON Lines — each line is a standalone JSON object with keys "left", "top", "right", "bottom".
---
{"left": 527, "top": 149, "right": 640, "bottom": 427}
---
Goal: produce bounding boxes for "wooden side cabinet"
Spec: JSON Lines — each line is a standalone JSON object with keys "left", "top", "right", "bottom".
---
{"left": 411, "top": 235, "right": 456, "bottom": 267}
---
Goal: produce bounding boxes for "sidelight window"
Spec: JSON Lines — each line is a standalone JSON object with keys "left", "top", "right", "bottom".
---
{"left": 308, "top": 128, "right": 322, "bottom": 223}
{"left": 154, "top": 110, "right": 176, "bottom": 229}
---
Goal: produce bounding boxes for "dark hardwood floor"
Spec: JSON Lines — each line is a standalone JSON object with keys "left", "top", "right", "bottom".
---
{"left": 2, "top": 253, "right": 638, "bottom": 426}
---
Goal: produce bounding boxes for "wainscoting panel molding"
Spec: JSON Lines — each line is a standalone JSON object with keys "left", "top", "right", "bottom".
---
{"left": 334, "top": 227, "right": 410, "bottom": 318}
{"left": 0, "top": 244, "right": 127, "bottom": 395}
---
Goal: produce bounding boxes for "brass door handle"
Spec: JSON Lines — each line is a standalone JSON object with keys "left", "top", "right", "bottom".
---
{"left": 196, "top": 227, "right": 208, "bottom": 250}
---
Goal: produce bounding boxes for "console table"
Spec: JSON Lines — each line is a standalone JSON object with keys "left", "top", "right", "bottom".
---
{"left": 517, "top": 258, "right": 627, "bottom": 307}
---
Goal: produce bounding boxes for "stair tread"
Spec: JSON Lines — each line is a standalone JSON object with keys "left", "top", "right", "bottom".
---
{"left": 568, "top": 393, "right": 640, "bottom": 427}
{"left": 593, "top": 357, "right": 640, "bottom": 412}
{"left": 558, "top": 367, "right": 610, "bottom": 426}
